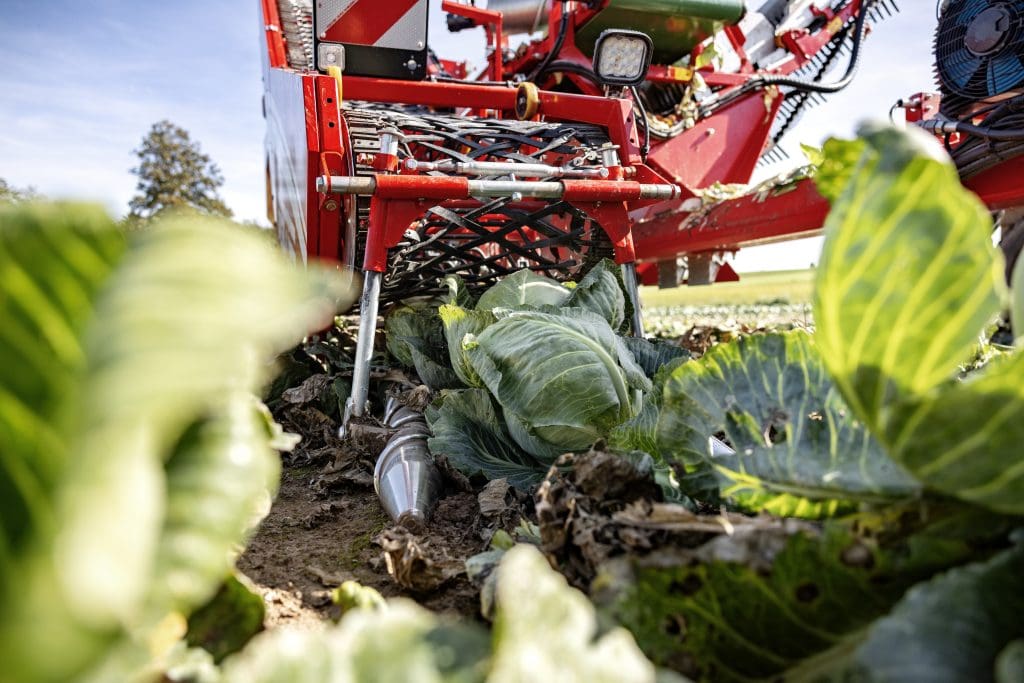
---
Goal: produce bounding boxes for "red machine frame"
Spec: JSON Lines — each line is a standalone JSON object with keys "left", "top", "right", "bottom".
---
{"left": 261, "top": 0, "right": 1024, "bottom": 288}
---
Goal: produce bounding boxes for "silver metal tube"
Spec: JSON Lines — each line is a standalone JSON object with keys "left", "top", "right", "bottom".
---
{"left": 316, "top": 175, "right": 376, "bottom": 194}
{"left": 466, "top": 179, "right": 564, "bottom": 198}
{"left": 346, "top": 271, "right": 382, "bottom": 424}
{"left": 620, "top": 262, "right": 645, "bottom": 338}
{"left": 639, "top": 184, "right": 680, "bottom": 200}
{"left": 601, "top": 146, "right": 621, "bottom": 168}
{"left": 405, "top": 158, "right": 609, "bottom": 179}
{"left": 485, "top": 0, "right": 549, "bottom": 35}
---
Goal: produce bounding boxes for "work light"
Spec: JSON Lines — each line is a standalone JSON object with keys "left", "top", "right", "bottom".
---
{"left": 592, "top": 30, "right": 654, "bottom": 87}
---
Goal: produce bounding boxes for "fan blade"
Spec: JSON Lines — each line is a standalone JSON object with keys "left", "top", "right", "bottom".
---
{"left": 963, "top": 0, "right": 991, "bottom": 19}
{"left": 944, "top": 47, "right": 986, "bottom": 90}
{"left": 988, "top": 51, "right": 1024, "bottom": 96}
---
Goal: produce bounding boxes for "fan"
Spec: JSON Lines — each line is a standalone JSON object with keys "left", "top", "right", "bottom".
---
{"left": 936, "top": 0, "right": 1024, "bottom": 106}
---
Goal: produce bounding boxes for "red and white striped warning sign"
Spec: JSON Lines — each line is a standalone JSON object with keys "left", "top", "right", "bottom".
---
{"left": 315, "top": 0, "right": 427, "bottom": 49}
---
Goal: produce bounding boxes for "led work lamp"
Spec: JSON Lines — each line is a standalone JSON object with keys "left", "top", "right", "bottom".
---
{"left": 592, "top": 29, "right": 654, "bottom": 87}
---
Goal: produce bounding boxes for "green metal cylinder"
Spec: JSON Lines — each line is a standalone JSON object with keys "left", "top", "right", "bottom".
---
{"left": 575, "top": 0, "right": 746, "bottom": 65}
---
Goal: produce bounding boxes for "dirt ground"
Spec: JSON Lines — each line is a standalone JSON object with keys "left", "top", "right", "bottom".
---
{"left": 237, "top": 403, "right": 502, "bottom": 628}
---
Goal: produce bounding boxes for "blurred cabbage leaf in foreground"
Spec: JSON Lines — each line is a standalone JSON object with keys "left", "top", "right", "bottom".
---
{"left": 0, "top": 202, "right": 352, "bottom": 682}
{"left": 218, "top": 544, "right": 679, "bottom": 683}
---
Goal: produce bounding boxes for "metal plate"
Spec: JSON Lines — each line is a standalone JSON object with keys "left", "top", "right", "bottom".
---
{"left": 313, "top": 0, "right": 428, "bottom": 79}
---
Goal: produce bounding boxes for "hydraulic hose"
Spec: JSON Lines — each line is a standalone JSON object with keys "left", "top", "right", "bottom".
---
{"left": 920, "top": 109, "right": 1024, "bottom": 142}
{"left": 701, "top": 0, "right": 874, "bottom": 117}
{"left": 948, "top": 121, "right": 1024, "bottom": 142}
{"left": 630, "top": 85, "right": 652, "bottom": 158}
{"left": 754, "top": 1, "right": 871, "bottom": 94}
{"left": 529, "top": 6, "right": 570, "bottom": 83}
{"left": 536, "top": 60, "right": 603, "bottom": 89}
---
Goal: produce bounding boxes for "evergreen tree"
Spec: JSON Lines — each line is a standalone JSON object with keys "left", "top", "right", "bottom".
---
{"left": 128, "top": 120, "right": 232, "bottom": 223}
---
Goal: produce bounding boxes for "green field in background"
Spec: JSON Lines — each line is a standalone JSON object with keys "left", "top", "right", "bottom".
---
{"left": 639, "top": 269, "right": 815, "bottom": 308}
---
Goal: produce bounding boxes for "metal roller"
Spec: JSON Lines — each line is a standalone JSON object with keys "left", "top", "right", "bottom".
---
{"left": 575, "top": 0, "right": 747, "bottom": 64}
{"left": 485, "top": 0, "right": 549, "bottom": 35}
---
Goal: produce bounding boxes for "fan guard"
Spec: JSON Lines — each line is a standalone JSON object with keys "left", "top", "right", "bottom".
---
{"left": 936, "top": 0, "right": 1024, "bottom": 104}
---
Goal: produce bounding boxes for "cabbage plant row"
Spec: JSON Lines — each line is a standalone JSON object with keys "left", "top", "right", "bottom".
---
{"left": 386, "top": 125, "right": 1024, "bottom": 681}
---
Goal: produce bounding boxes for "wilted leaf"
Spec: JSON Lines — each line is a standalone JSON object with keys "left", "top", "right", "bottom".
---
{"left": 477, "top": 478, "right": 512, "bottom": 518}
{"left": 475, "top": 269, "right": 571, "bottom": 311}
{"left": 264, "top": 349, "right": 322, "bottom": 408}
{"left": 658, "top": 331, "right": 919, "bottom": 518}
{"left": 426, "top": 389, "right": 547, "bottom": 490}
{"left": 281, "top": 373, "right": 332, "bottom": 406}
{"left": 378, "top": 527, "right": 464, "bottom": 593}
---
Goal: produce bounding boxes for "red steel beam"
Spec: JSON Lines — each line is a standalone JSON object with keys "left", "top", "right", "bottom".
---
{"left": 632, "top": 179, "right": 829, "bottom": 261}
{"left": 260, "top": 0, "right": 289, "bottom": 70}
{"left": 632, "top": 154, "right": 1024, "bottom": 263}
{"left": 964, "top": 155, "right": 1024, "bottom": 211}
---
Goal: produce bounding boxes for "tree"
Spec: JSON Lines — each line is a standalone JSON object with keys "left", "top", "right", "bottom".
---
{"left": 0, "top": 178, "right": 37, "bottom": 204}
{"left": 128, "top": 120, "right": 232, "bottom": 223}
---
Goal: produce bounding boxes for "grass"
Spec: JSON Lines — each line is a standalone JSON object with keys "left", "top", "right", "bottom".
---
{"left": 639, "top": 269, "right": 815, "bottom": 308}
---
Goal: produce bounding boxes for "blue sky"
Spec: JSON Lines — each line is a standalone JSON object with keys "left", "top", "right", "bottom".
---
{"left": 0, "top": 1, "right": 934, "bottom": 270}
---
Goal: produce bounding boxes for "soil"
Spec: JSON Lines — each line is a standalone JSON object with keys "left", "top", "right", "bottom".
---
{"left": 237, "top": 403, "right": 504, "bottom": 628}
